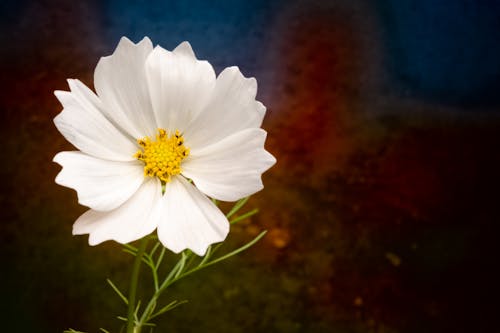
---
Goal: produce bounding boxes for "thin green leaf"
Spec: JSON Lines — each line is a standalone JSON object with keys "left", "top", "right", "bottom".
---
{"left": 123, "top": 248, "right": 154, "bottom": 268}
{"left": 149, "top": 241, "right": 161, "bottom": 258}
{"left": 99, "top": 328, "right": 111, "bottom": 333}
{"left": 202, "top": 230, "right": 267, "bottom": 268}
{"left": 175, "top": 230, "right": 267, "bottom": 282}
{"left": 64, "top": 329, "right": 87, "bottom": 333}
{"left": 141, "top": 254, "right": 152, "bottom": 266}
{"left": 151, "top": 264, "right": 160, "bottom": 292}
{"left": 230, "top": 208, "right": 259, "bottom": 225}
{"left": 174, "top": 252, "right": 187, "bottom": 279}
{"left": 184, "top": 249, "right": 198, "bottom": 270}
{"left": 122, "top": 248, "right": 137, "bottom": 257}
{"left": 149, "top": 300, "right": 189, "bottom": 320}
{"left": 134, "top": 300, "right": 142, "bottom": 321}
{"left": 226, "top": 197, "right": 249, "bottom": 218}
{"left": 198, "top": 245, "right": 212, "bottom": 267}
{"left": 155, "top": 247, "right": 166, "bottom": 270}
{"left": 123, "top": 243, "right": 138, "bottom": 253}
{"left": 142, "top": 255, "right": 156, "bottom": 271}
{"left": 160, "top": 257, "right": 184, "bottom": 289}
{"left": 148, "top": 300, "right": 157, "bottom": 317}
{"left": 106, "top": 278, "right": 128, "bottom": 305}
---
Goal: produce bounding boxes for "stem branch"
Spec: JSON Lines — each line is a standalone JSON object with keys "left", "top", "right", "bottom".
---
{"left": 126, "top": 238, "right": 148, "bottom": 333}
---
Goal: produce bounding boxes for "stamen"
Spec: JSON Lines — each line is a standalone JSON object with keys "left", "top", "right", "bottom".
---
{"left": 134, "top": 128, "right": 189, "bottom": 183}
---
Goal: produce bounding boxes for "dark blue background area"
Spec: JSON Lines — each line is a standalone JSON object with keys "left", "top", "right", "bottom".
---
{"left": 100, "top": 0, "right": 283, "bottom": 73}
{"left": 2, "top": 0, "right": 499, "bottom": 107}
{"left": 379, "top": 0, "right": 500, "bottom": 106}
{"left": 98, "top": 0, "right": 500, "bottom": 106}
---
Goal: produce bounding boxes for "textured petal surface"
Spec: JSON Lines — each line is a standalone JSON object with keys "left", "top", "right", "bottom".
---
{"left": 182, "top": 128, "right": 276, "bottom": 201}
{"left": 54, "top": 151, "right": 144, "bottom": 211}
{"left": 157, "top": 176, "right": 229, "bottom": 255}
{"left": 94, "top": 37, "right": 156, "bottom": 138}
{"left": 184, "top": 66, "right": 266, "bottom": 148}
{"left": 73, "top": 178, "right": 162, "bottom": 245}
{"left": 145, "top": 42, "right": 216, "bottom": 133}
{"left": 54, "top": 79, "right": 138, "bottom": 161}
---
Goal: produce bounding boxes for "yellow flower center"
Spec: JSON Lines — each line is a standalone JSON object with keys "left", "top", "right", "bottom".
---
{"left": 134, "top": 128, "right": 190, "bottom": 183}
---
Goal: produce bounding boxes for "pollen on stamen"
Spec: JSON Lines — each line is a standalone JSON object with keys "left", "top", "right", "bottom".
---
{"left": 134, "top": 128, "right": 190, "bottom": 183}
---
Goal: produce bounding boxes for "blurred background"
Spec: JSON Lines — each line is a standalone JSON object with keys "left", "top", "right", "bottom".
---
{"left": 1, "top": 0, "right": 500, "bottom": 332}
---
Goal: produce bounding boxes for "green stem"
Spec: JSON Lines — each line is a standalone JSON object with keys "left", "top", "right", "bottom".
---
{"left": 126, "top": 238, "right": 148, "bottom": 333}
{"left": 138, "top": 253, "right": 187, "bottom": 326}
{"left": 137, "top": 230, "right": 267, "bottom": 327}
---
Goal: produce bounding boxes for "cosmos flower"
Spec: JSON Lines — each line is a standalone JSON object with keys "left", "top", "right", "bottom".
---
{"left": 53, "top": 37, "right": 276, "bottom": 256}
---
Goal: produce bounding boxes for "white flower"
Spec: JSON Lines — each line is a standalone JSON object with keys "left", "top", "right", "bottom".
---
{"left": 53, "top": 37, "right": 276, "bottom": 256}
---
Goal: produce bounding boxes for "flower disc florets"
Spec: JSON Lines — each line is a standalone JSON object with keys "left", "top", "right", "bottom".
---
{"left": 134, "top": 128, "right": 189, "bottom": 183}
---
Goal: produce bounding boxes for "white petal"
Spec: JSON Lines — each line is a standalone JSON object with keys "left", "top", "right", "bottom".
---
{"left": 182, "top": 128, "right": 276, "bottom": 201}
{"left": 173, "top": 41, "right": 196, "bottom": 58}
{"left": 54, "top": 151, "right": 145, "bottom": 211}
{"left": 94, "top": 37, "right": 157, "bottom": 138}
{"left": 73, "top": 178, "right": 162, "bottom": 245}
{"left": 184, "top": 66, "right": 266, "bottom": 148}
{"left": 157, "top": 176, "right": 229, "bottom": 256}
{"left": 145, "top": 43, "right": 216, "bottom": 133}
{"left": 54, "top": 79, "right": 138, "bottom": 161}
